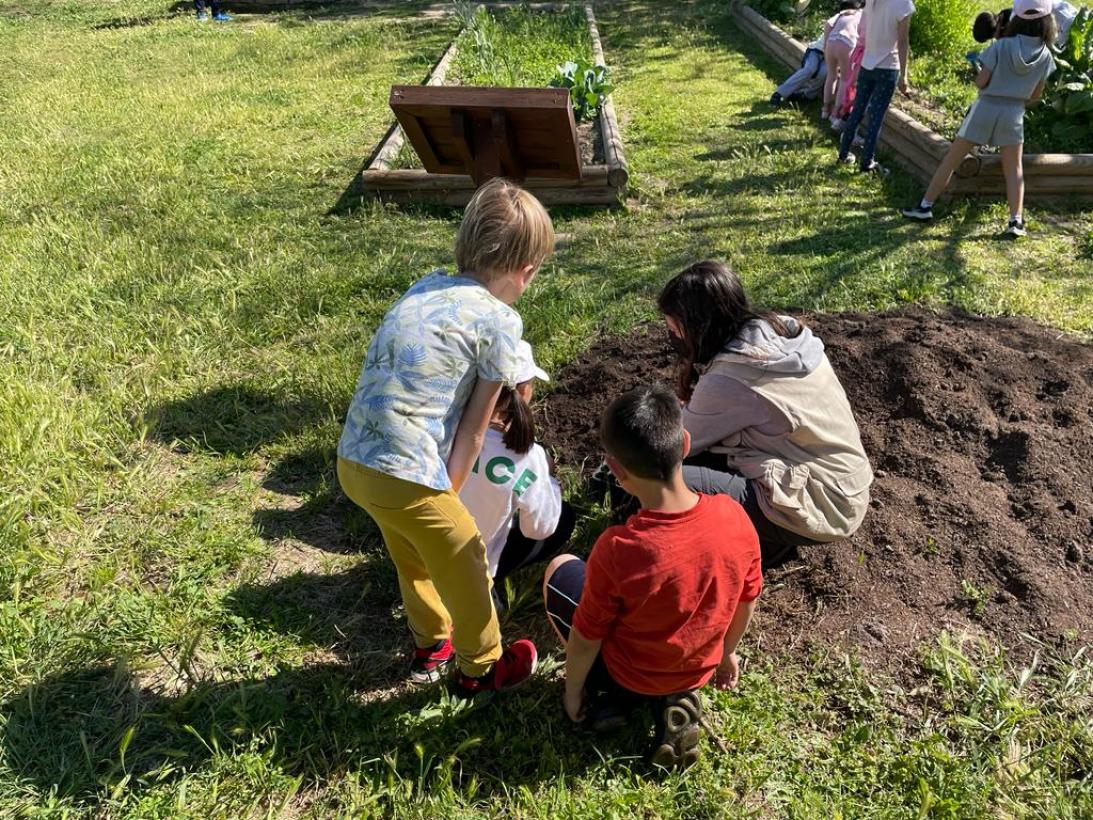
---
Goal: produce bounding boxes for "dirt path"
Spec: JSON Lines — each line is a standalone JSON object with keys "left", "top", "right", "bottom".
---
{"left": 538, "top": 308, "right": 1093, "bottom": 668}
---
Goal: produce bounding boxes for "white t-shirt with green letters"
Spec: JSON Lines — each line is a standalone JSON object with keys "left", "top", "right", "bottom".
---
{"left": 459, "top": 428, "right": 562, "bottom": 576}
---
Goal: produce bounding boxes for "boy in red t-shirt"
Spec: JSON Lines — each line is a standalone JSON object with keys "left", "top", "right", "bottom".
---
{"left": 542, "top": 384, "right": 762, "bottom": 769}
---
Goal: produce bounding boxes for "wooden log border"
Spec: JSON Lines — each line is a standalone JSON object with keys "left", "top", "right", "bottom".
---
{"left": 735, "top": 3, "right": 1093, "bottom": 199}
{"left": 359, "top": 2, "right": 628, "bottom": 207}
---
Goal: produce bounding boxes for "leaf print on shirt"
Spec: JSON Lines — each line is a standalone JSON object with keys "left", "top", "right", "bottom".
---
{"left": 360, "top": 393, "right": 402, "bottom": 412}
{"left": 398, "top": 344, "right": 428, "bottom": 369}
{"left": 424, "top": 298, "right": 463, "bottom": 325}
{"left": 361, "top": 417, "right": 388, "bottom": 442}
{"left": 337, "top": 269, "right": 523, "bottom": 491}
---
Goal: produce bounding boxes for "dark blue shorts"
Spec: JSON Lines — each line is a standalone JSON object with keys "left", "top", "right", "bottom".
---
{"left": 544, "top": 557, "right": 644, "bottom": 703}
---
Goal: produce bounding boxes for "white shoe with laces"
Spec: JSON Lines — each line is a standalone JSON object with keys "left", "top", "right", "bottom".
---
{"left": 1004, "top": 217, "right": 1027, "bottom": 238}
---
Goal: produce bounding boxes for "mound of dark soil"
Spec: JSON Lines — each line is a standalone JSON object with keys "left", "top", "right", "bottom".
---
{"left": 538, "top": 309, "right": 1093, "bottom": 666}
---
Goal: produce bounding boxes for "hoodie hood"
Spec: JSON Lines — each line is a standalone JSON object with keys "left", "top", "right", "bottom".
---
{"left": 1007, "top": 34, "right": 1052, "bottom": 76}
{"left": 711, "top": 316, "right": 826, "bottom": 376}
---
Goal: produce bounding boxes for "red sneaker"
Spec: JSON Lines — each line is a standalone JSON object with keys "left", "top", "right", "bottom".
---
{"left": 409, "top": 638, "right": 454, "bottom": 684}
{"left": 452, "top": 639, "right": 538, "bottom": 698}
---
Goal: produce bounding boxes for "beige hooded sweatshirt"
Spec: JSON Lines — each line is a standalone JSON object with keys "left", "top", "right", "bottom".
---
{"left": 693, "top": 317, "right": 873, "bottom": 541}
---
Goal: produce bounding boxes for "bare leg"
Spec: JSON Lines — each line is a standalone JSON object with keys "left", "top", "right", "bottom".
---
{"left": 834, "top": 49, "right": 851, "bottom": 118}
{"left": 1000, "top": 143, "right": 1024, "bottom": 219}
{"left": 822, "top": 46, "right": 838, "bottom": 116}
{"left": 923, "top": 137, "right": 978, "bottom": 203}
{"left": 824, "top": 43, "right": 852, "bottom": 119}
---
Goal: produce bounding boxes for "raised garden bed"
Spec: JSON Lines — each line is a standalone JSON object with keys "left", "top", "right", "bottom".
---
{"left": 736, "top": 4, "right": 1093, "bottom": 198}
{"left": 355, "top": 3, "right": 628, "bottom": 206}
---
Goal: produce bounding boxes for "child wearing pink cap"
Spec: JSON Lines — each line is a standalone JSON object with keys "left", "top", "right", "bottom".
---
{"left": 901, "top": 0, "right": 1056, "bottom": 238}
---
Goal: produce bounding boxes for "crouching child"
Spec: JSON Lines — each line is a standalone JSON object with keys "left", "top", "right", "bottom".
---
{"left": 542, "top": 384, "right": 762, "bottom": 769}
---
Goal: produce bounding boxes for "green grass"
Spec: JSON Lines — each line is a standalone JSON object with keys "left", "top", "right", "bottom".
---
{"left": 0, "top": 0, "right": 1091, "bottom": 815}
{"left": 393, "top": 4, "right": 592, "bottom": 168}
{"left": 452, "top": 4, "right": 592, "bottom": 87}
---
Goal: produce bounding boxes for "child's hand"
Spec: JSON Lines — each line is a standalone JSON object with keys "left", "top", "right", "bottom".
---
{"left": 564, "top": 686, "right": 588, "bottom": 722}
{"left": 714, "top": 651, "right": 740, "bottom": 690}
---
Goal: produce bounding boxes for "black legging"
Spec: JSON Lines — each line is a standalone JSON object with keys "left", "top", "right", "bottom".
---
{"left": 194, "top": 0, "right": 223, "bottom": 15}
{"left": 494, "top": 500, "right": 577, "bottom": 582}
{"left": 681, "top": 452, "right": 818, "bottom": 568}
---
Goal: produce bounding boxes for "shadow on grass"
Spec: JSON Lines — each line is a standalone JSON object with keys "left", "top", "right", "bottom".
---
{"left": 149, "top": 384, "right": 339, "bottom": 455}
{"left": 167, "top": 0, "right": 443, "bottom": 19}
{"left": 226, "top": 560, "right": 404, "bottom": 672}
{"left": 251, "top": 442, "right": 389, "bottom": 554}
{"left": 1, "top": 654, "right": 648, "bottom": 806}
{"left": 92, "top": 12, "right": 171, "bottom": 29}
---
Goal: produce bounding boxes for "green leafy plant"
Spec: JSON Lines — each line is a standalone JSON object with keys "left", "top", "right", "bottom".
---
{"left": 909, "top": 0, "right": 978, "bottom": 56}
{"left": 1031, "top": 8, "right": 1093, "bottom": 151}
{"left": 550, "top": 59, "right": 613, "bottom": 121}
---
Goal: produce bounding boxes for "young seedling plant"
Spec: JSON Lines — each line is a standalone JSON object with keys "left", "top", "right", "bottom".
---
{"left": 550, "top": 59, "right": 613, "bottom": 122}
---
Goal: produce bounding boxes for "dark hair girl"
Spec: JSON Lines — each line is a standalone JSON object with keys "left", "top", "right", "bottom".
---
{"left": 1005, "top": 9, "right": 1058, "bottom": 43}
{"left": 657, "top": 260, "right": 800, "bottom": 402}
{"left": 493, "top": 383, "right": 536, "bottom": 454}
{"left": 458, "top": 342, "right": 576, "bottom": 596}
{"left": 656, "top": 260, "right": 874, "bottom": 565}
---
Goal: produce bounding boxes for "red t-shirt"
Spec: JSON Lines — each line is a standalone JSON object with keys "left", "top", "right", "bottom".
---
{"left": 572, "top": 493, "right": 762, "bottom": 695}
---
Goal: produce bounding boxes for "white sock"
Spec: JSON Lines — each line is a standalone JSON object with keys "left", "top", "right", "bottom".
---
{"left": 920, "top": 198, "right": 933, "bottom": 209}
{"left": 1011, "top": 212, "right": 1022, "bottom": 223}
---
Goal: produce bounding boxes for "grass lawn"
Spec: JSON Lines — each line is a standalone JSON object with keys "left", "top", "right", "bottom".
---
{"left": 1, "top": 0, "right": 1091, "bottom": 816}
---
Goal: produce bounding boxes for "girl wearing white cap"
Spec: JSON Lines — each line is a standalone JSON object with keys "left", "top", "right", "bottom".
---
{"left": 902, "top": 0, "right": 1056, "bottom": 237}
{"left": 459, "top": 341, "right": 575, "bottom": 609}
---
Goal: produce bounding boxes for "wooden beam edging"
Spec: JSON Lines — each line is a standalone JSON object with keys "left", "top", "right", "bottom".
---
{"left": 361, "top": 164, "right": 613, "bottom": 189}
{"left": 359, "top": 166, "right": 619, "bottom": 205}
{"left": 735, "top": 3, "right": 1093, "bottom": 195}
{"left": 586, "top": 4, "right": 629, "bottom": 189}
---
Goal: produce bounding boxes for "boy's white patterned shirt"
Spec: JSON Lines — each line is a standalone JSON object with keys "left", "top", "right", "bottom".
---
{"left": 338, "top": 271, "right": 523, "bottom": 490}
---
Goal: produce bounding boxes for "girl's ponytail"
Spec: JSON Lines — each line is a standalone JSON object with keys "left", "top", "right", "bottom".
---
{"left": 498, "top": 385, "right": 536, "bottom": 454}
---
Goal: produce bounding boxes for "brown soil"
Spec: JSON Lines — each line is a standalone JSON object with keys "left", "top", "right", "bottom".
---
{"left": 537, "top": 308, "right": 1093, "bottom": 667}
{"left": 576, "top": 118, "right": 605, "bottom": 166}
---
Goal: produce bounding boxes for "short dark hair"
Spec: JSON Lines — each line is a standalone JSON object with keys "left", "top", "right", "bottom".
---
{"left": 1005, "top": 12, "right": 1057, "bottom": 45}
{"left": 600, "top": 385, "right": 685, "bottom": 482}
{"left": 973, "top": 11, "right": 998, "bottom": 42}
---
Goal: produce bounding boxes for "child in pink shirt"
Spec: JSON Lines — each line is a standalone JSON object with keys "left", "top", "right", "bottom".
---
{"left": 823, "top": 1, "right": 865, "bottom": 121}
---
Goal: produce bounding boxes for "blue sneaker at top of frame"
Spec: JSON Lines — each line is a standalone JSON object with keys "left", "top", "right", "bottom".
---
{"left": 213, "top": 12, "right": 232, "bottom": 21}
{"left": 196, "top": 11, "right": 209, "bottom": 20}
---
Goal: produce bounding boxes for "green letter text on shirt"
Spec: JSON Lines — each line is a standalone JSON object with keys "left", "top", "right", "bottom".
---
{"left": 485, "top": 457, "right": 515, "bottom": 485}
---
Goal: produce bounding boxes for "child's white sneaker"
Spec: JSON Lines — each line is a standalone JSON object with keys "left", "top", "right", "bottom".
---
{"left": 1003, "top": 217, "right": 1027, "bottom": 238}
{"left": 830, "top": 117, "right": 846, "bottom": 132}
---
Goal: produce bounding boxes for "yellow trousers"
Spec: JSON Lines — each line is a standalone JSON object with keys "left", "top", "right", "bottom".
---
{"left": 337, "top": 457, "right": 501, "bottom": 677}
